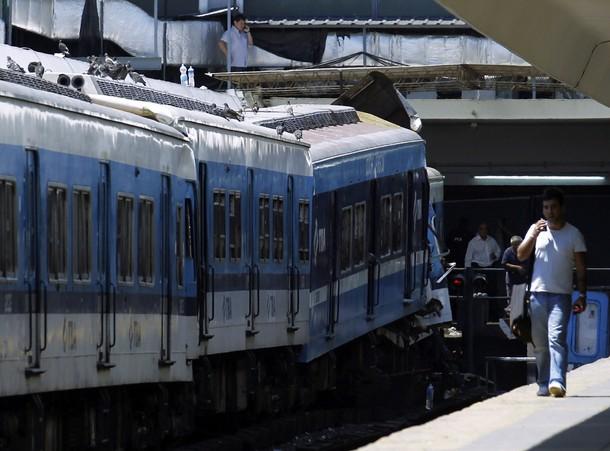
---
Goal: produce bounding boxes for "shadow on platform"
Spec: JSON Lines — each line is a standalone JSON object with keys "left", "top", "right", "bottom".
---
{"left": 530, "top": 406, "right": 610, "bottom": 450}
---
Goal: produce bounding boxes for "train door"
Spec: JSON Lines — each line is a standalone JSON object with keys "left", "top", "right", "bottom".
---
{"left": 197, "top": 163, "right": 214, "bottom": 341}
{"left": 287, "top": 176, "right": 299, "bottom": 332}
{"left": 160, "top": 175, "right": 174, "bottom": 365}
{"left": 405, "top": 171, "right": 414, "bottom": 300}
{"left": 97, "top": 161, "right": 115, "bottom": 369}
{"left": 339, "top": 183, "right": 371, "bottom": 320}
{"left": 405, "top": 169, "right": 429, "bottom": 301}
{"left": 245, "top": 168, "right": 260, "bottom": 336}
{"left": 327, "top": 191, "right": 338, "bottom": 337}
{"left": 366, "top": 180, "right": 379, "bottom": 319}
{"left": 24, "top": 148, "right": 45, "bottom": 375}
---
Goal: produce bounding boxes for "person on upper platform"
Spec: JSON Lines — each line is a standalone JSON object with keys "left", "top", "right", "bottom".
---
{"left": 218, "top": 13, "right": 253, "bottom": 72}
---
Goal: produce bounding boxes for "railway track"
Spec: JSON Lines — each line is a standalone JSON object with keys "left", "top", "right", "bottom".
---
{"left": 172, "top": 379, "right": 487, "bottom": 451}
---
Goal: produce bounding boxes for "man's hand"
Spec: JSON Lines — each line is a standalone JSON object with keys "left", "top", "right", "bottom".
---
{"left": 517, "top": 266, "right": 527, "bottom": 275}
{"left": 573, "top": 295, "right": 586, "bottom": 314}
{"left": 532, "top": 219, "right": 547, "bottom": 237}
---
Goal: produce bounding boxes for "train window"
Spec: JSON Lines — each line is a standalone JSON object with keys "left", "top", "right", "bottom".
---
{"left": 229, "top": 192, "right": 241, "bottom": 260}
{"left": 0, "top": 180, "right": 17, "bottom": 279}
{"left": 213, "top": 190, "right": 226, "bottom": 260}
{"left": 48, "top": 185, "right": 67, "bottom": 281}
{"left": 353, "top": 202, "right": 366, "bottom": 267}
{"left": 73, "top": 188, "right": 91, "bottom": 282}
{"left": 298, "top": 200, "right": 309, "bottom": 262}
{"left": 379, "top": 195, "right": 391, "bottom": 256}
{"left": 340, "top": 206, "right": 352, "bottom": 272}
{"left": 259, "top": 195, "right": 270, "bottom": 261}
{"left": 138, "top": 197, "right": 154, "bottom": 285}
{"left": 392, "top": 193, "right": 403, "bottom": 253}
{"left": 273, "top": 196, "right": 284, "bottom": 262}
{"left": 185, "top": 198, "right": 194, "bottom": 259}
{"left": 176, "top": 204, "right": 184, "bottom": 287}
{"left": 117, "top": 195, "right": 134, "bottom": 283}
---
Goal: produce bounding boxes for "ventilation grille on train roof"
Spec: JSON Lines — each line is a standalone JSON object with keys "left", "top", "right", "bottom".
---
{"left": 0, "top": 68, "right": 91, "bottom": 103}
{"left": 256, "top": 110, "right": 359, "bottom": 133}
{"left": 95, "top": 78, "right": 223, "bottom": 116}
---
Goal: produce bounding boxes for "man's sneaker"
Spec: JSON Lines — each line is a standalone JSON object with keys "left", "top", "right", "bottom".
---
{"left": 549, "top": 381, "right": 566, "bottom": 398}
{"left": 536, "top": 386, "right": 549, "bottom": 397}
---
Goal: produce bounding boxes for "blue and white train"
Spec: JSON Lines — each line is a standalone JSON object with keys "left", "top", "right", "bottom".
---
{"left": 0, "top": 64, "right": 450, "bottom": 450}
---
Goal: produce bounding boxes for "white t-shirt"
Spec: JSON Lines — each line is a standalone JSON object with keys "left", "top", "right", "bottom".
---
{"left": 464, "top": 234, "right": 501, "bottom": 267}
{"left": 525, "top": 222, "right": 586, "bottom": 294}
{"left": 220, "top": 26, "right": 249, "bottom": 68}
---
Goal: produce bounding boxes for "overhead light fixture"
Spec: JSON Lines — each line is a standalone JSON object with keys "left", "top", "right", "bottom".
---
{"left": 473, "top": 175, "right": 606, "bottom": 185}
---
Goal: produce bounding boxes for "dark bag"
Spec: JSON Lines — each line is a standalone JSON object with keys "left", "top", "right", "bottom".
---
{"left": 511, "top": 312, "right": 532, "bottom": 344}
{"left": 509, "top": 283, "right": 533, "bottom": 344}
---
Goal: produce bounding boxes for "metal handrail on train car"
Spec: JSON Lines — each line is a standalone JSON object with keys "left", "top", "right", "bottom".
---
{"left": 326, "top": 277, "right": 342, "bottom": 338}
{"left": 24, "top": 280, "right": 33, "bottom": 353}
{"left": 334, "top": 278, "right": 341, "bottom": 325}
{"left": 287, "top": 265, "right": 301, "bottom": 331}
{"left": 294, "top": 265, "right": 301, "bottom": 317}
{"left": 96, "top": 281, "right": 104, "bottom": 349}
{"left": 207, "top": 265, "right": 215, "bottom": 322}
{"left": 245, "top": 264, "right": 260, "bottom": 336}
{"left": 375, "top": 259, "right": 381, "bottom": 307}
{"left": 110, "top": 284, "right": 117, "bottom": 349}
{"left": 253, "top": 264, "right": 261, "bottom": 319}
{"left": 245, "top": 264, "right": 253, "bottom": 319}
{"left": 40, "top": 281, "right": 48, "bottom": 352}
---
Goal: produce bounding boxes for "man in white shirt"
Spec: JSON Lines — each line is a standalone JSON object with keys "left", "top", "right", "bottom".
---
{"left": 465, "top": 223, "right": 501, "bottom": 268}
{"left": 518, "top": 188, "right": 587, "bottom": 398}
{"left": 218, "top": 13, "right": 253, "bottom": 72}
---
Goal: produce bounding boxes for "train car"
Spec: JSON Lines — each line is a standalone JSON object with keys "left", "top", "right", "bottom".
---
{"left": 0, "top": 69, "right": 198, "bottom": 448}
{"left": 79, "top": 83, "right": 439, "bottom": 365}
{"left": 0, "top": 61, "right": 454, "bottom": 448}
{"left": 418, "top": 167, "right": 453, "bottom": 328}
{"left": 248, "top": 108, "right": 434, "bottom": 362}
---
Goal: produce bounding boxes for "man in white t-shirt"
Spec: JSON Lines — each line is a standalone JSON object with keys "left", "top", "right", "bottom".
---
{"left": 518, "top": 188, "right": 587, "bottom": 398}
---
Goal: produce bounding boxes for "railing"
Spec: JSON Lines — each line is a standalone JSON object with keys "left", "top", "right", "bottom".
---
{"left": 448, "top": 266, "right": 610, "bottom": 374}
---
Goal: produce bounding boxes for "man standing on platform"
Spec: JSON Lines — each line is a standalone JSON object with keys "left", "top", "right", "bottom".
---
{"left": 502, "top": 235, "right": 529, "bottom": 300}
{"left": 465, "top": 222, "right": 501, "bottom": 270}
{"left": 218, "top": 13, "right": 253, "bottom": 72}
{"left": 518, "top": 187, "right": 587, "bottom": 398}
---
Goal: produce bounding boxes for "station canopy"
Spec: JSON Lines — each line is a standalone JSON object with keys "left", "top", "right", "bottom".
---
{"left": 437, "top": 0, "right": 610, "bottom": 107}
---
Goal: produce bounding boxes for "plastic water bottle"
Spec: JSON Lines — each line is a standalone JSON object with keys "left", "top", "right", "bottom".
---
{"left": 179, "top": 64, "right": 188, "bottom": 86}
{"left": 425, "top": 382, "right": 434, "bottom": 410}
{"left": 187, "top": 66, "right": 195, "bottom": 87}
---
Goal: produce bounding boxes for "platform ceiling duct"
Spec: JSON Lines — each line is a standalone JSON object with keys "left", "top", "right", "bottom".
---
{"left": 12, "top": 0, "right": 225, "bottom": 66}
{"left": 78, "top": 0, "right": 101, "bottom": 57}
{"left": 9, "top": 0, "right": 525, "bottom": 68}
{"left": 436, "top": 0, "right": 610, "bottom": 107}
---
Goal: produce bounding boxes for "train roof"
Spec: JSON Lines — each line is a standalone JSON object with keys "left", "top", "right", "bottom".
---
{"left": 245, "top": 105, "right": 424, "bottom": 163}
{"left": 0, "top": 43, "right": 240, "bottom": 109}
{"left": 88, "top": 92, "right": 308, "bottom": 146}
{"left": 304, "top": 113, "right": 423, "bottom": 164}
{"left": 86, "top": 94, "right": 313, "bottom": 177}
{"left": 0, "top": 79, "right": 196, "bottom": 180}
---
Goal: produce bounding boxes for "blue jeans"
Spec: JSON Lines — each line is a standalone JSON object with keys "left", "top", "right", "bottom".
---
{"left": 530, "top": 292, "right": 571, "bottom": 389}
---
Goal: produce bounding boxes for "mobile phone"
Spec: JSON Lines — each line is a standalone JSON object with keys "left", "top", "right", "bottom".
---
{"left": 572, "top": 303, "right": 584, "bottom": 314}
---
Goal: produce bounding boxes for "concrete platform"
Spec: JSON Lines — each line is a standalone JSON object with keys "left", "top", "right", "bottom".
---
{"left": 360, "top": 357, "right": 610, "bottom": 450}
